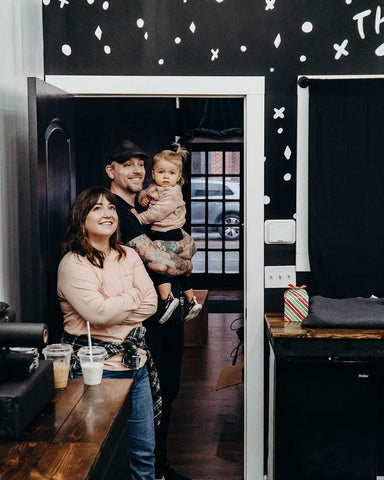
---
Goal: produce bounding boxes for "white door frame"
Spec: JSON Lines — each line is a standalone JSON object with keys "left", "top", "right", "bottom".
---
{"left": 46, "top": 75, "right": 265, "bottom": 479}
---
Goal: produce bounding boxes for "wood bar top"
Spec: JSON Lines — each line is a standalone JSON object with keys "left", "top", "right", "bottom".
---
{"left": 265, "top": 312, "right": 384, "bottom": 339}
{"left": 0, "top": 378, "right": 133, "bottom": 480}
{"left": 265, "top": 313, "right": 384, "bottom": 358}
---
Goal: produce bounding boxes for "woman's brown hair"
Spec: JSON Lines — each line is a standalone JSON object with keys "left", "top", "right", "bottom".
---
{"left": 62, "top": 186, "right": 125, "bottom": 268}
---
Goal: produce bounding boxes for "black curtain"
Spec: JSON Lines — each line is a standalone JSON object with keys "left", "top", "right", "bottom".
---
{"left": 308, "top": 79, "right": 384, "bottom": 298}
{"left": 178, "top": 98, "right": 243, "bottom": 133}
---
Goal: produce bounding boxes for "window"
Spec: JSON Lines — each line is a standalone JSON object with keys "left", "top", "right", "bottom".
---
{"left": 185, "top": 141, "right": 243, "bottom": 288}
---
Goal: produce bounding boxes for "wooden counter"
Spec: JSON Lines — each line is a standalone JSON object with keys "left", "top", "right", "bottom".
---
{"left": 0, "top": 378, "right": 133, "bottom": 480}
{"left": 265, "top": 312, "right": 384, "bottom": 358}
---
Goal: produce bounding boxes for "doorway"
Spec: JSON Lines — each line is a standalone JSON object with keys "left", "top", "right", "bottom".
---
{"left": 74, "top": 96, "right": 244, "bottom": 290}
{"left": 43, "top": 75, "right": 265, "bottom": 479}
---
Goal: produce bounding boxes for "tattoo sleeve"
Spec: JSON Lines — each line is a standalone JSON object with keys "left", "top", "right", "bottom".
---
{"left": 127, "top": 233, "right": 193, "bottom": 277}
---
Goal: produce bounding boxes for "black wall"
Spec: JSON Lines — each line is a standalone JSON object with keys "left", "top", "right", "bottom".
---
{"left": 43, "top": 0, "right": 384, "bottom": 309}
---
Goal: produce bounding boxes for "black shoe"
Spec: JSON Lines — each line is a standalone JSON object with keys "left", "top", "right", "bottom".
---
{"left": 158, "top": 294, "right": 179, "bottom": 324}
{"left": 183, "top": 296, "right": 202, "bottom": 321}
{"left": 155, "top": 464, "right": 192, "bottom": 480}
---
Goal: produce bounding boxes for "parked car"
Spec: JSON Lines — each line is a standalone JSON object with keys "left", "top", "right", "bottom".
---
{"left": 190, "top": 177, "right": 241, "bottom": 240}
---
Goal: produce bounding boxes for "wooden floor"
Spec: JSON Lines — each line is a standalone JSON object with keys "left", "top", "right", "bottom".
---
{"left": 167, "top": 312, "right": 244, "bottom": 480}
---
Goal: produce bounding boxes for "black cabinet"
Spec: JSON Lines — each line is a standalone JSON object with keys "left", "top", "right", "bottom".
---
{"left": 265, "top": 314, "right": 384, "bottom": 480}
{"left": 275, "top": 359, "right": 377, "bottom": 480}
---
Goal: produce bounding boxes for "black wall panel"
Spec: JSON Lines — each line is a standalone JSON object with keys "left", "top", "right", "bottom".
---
{"left": 43, "top": 0, "right": 384, "bottom": 307}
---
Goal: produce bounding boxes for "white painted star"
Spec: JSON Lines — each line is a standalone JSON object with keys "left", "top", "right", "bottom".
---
{"left": 211, "top": 48, "right": 219, "bottom": 61}
{"left": 333, "top": 39, "right": 349, "bottom": 60}
{"left": 58, "top": 0, "right": 69, "bottom": 7}
{"left": 273, "top": 107, "right": 285, "bottom": 119}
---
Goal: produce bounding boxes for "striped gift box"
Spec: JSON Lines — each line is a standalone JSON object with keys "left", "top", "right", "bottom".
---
{"left": 284, "top": 284, "right": 309, "bottom": 322}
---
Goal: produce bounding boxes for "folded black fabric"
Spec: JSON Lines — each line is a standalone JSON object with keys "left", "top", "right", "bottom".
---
{"left": 302, "top": 295, "right": 384, "bottom": 328}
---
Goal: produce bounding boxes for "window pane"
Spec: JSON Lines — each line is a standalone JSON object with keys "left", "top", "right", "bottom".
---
{"left": 225, "top": 238, "right": 239, "bottom": 249}
{"left": 191, "top": 201, "right": 205, "bottom": 224}
{"left": 208, "top": 151, "right": 223, "bottom": 174}
{"left": 208, "top": 251, "right": 223, "bottom": 273}
{"left": 225, "top": 251, "right": 239, "bottom": 273}
{"left": 192, "top": 250, "right": 205, "bottom": 273}
{"left": 191, "top": 226, "right": 206, "bottom": 249}
{"left": 191, "top": 152, "right": 206, "bottom": 174}
{"left": 207, "top": 176, "right": 223, "bottom": 197}
{"left": 225, "top": 151, "right": 240, "bottom": 175}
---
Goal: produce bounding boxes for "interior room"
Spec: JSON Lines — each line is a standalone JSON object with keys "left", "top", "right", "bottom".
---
{"left": 2, "top": 1, "right": 384, "bottom": 480}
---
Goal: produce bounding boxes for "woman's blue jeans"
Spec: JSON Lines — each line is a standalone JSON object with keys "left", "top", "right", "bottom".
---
{"left": 101, "top": 366, "right": 155, "bottom": 479}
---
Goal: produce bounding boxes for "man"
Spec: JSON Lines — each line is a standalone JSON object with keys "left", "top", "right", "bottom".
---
{"left": 105, "top": 138, "right": 194, "bottom": 480}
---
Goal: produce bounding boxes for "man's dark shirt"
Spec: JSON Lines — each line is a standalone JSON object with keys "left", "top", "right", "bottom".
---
{"left": 113, "top": 193, "right": 147, "bottom": 243}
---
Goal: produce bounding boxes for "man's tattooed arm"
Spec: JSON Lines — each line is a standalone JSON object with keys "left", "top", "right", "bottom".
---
{"left": 127, "top": 233, "right": 193, "bottom": 276}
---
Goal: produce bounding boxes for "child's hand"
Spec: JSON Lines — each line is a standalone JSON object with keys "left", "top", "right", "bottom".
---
{"left": 138, "top": 194, "right": 150, "bottom": 207}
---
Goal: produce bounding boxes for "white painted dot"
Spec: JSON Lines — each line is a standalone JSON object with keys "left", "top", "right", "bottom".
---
{"left": 345, "top": 0, "right": 352, "bottom": 4}
{"left": 270, "top": 67, "right": 275, "bottom": 72}
{"left": 216, "top": 0, "right": 224, "bottom": 2}
{"left": 240, "top": 45, "right": 247, "bottom": 52}
{"left": 87, "top": 0, "right": 95, "bottom": 3}
{"left": 158, "top": 59, "right": 164, "bottom": 65}
{"left": 302, "top": 22, "right": 313, "bottom": 33}
{"left": 61, "top": 44, "right": 72, "bottom": 56}
{"left": 300, "top": 55, "right": 307, "bottom": 62}
{"left": 175, "top": 37, "right": 181, "bottom": 44}
{"left": 104, "top": 45, "right": 111, "bottom": 54}
{"left": 102, "top": 1, "right": 109, "bottom": 9}
{"left": 264, "top": 196, "right": 271, "bottom": 205}
{"left": 284, "top": 173, "right": 292, "bottom": 181}
{"left": 278, "top": 128, "right": 283, "bottom": 134}
{"left": 144, "top": 32, "right": 149, "bottom": 40}
{"left": 137, "top": 18, "right": 144, "bottom": 28}
{"left": 43, "top": 0, "right": 50, "bottom": 5}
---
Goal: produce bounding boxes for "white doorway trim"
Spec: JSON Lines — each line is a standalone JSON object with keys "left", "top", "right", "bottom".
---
{"left": 46, "top": 75, "right": 265, "bottom": 480}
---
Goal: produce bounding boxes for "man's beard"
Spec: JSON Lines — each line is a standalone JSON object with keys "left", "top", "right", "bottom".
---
{"left": 126, "top": 180, "right": 144, "bottom": 194}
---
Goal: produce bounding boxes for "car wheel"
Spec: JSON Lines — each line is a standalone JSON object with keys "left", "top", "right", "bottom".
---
{"left": 218, "top": 213, "right": 240, "bottom": 240}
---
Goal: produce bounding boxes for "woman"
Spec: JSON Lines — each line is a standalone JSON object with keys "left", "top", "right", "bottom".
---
{"left": 57, "top": 186, "right": 158, "bottom": 480}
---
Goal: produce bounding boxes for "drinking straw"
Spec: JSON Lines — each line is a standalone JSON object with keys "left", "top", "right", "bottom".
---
{"left": 86, "top": 321, "right": 93, "bottom": 362}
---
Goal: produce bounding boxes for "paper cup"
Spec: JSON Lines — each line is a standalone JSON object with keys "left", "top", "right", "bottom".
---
{"left": 42, "top": 343, "right": 73, "bottom": 388}
{"left": 77, "top": 346, "right": 107, "bottom": 385}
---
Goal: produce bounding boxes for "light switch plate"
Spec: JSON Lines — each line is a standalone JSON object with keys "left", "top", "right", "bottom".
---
{"left": 264, "top": 265, "right": 296, "bottom": 288}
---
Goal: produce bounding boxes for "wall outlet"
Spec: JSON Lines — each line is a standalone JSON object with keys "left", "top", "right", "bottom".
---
{"left": 264, "top": 265, "right": 296, "bottom": 289}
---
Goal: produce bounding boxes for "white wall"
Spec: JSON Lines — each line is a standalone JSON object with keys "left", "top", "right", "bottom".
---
{"left": 0, "top": 0, "right": 44, "bottom": 318}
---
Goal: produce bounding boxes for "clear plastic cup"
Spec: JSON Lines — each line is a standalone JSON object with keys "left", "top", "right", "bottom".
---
{"left": 77, "top": 346, "right": 107, "bottom": 385}
{"left": 42, "top": 343, "right": 73, "bottom": 388}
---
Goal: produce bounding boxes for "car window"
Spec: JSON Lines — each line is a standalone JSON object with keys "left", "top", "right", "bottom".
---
{"left": 208, "top": 185, "right": 222, "bottom": 196}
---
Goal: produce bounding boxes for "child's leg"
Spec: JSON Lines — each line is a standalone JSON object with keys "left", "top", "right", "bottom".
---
{"left": 180, "top": 275, "right": 202, "bottom": 321}
{"left": 183, "top": 288, "right": 194, "bottom": 303}
{"left": 180, "top": 275, "right": 193, "bottom": 300}
{"left": 149, "top": 271, "right": 172, "bottom": 300}
{"left": 157, "top": 282, "right": 172, "bottom": 301}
